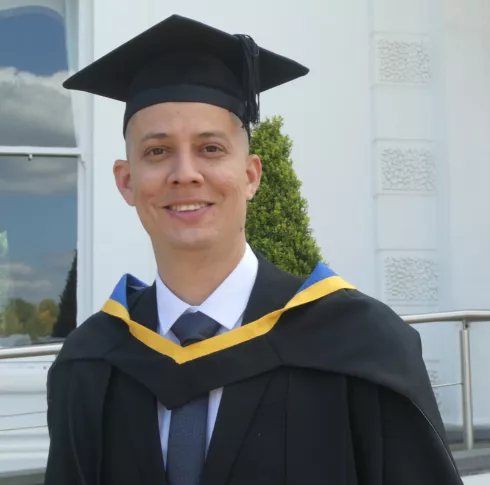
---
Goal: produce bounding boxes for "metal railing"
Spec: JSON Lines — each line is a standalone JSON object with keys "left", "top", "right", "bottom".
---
{"left": 0, "top": 342, "right": 62, "bottom": 360}
{"left": 1, "top": 310, "right": 490, "bottom": 450}
{"left": 404, "top": 310, "right": 490, "bottom": 451}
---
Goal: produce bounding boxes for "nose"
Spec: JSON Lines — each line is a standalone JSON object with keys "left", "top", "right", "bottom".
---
{"left": 167, "top": 150, "right": 204, "bottom": 186}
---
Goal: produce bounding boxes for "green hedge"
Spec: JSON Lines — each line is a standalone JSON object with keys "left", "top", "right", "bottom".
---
{"left": 246, "top": 116, "right": 323, "bottom": 278}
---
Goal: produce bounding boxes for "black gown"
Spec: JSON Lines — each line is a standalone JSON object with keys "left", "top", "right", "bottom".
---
{"left": 44, "top": 255, "right": 463, "bottom": 485}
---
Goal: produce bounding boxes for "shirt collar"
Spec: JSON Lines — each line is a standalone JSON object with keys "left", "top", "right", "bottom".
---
{"left": 156, "top": 243, "right": 258, "bottom": 336}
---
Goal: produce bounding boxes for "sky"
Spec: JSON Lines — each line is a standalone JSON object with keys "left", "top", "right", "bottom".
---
{"left": 0, "top": 8, "right": 77, "bottom": 308}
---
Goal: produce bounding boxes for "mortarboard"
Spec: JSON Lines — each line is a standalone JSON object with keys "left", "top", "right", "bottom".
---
{"left": 62, "top": 14, "right": 309, "bottom": 135}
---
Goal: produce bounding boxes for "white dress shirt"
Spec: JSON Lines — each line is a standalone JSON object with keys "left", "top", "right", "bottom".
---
{"left": 155, "top": 244, "right": 258, "bottom": 463}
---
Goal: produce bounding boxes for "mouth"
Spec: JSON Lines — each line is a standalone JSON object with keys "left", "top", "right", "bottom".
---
{"left": 165, "top": 203, "right": 213, "bottom": 213}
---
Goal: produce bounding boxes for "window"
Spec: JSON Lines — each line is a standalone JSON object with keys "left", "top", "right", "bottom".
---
{"left": 0, "top": 3, "right": 78, "bottom": 147}
{"left": 0, "top": 2, "right": 81, "bottom": 347}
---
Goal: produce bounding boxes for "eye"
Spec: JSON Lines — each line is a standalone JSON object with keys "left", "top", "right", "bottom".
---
{"left": 203, "top": 145, "right": 224, "bottom": 154}
{"left": 145, "top": 147, "right": 166, "bottom": 157}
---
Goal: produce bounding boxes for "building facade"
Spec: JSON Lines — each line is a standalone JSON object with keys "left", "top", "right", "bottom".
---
{"left": 0, "top": 0, "right": 489, "bottom": 479}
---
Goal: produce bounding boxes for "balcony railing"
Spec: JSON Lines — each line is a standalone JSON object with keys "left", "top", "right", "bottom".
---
{"left": 1, "top": 310, "right": 490, "bottom": 451}
{"left": 404, "top": 310, "right": 490, "bottom": 450}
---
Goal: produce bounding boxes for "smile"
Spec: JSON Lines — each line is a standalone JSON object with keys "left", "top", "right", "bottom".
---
{"left": 166, "top": 203, "right": 212, "bottom": 212}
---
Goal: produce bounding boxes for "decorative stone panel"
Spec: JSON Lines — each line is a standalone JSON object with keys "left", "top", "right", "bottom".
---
{"left": 376, "top": 37, "right": 431, "bottom": 84}
{"left": 384, "top": 256, "right": 439, "bottom": 302}
{"left": 379, "top": 145, "right": 435, "bottom": 192}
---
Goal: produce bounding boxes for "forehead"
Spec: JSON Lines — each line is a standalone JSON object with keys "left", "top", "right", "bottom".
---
{"left": 126, "top": 102, "right": 240, "bottom": 140}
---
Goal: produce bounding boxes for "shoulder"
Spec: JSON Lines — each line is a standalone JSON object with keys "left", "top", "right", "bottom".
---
{"left": 47, "top": 311, "right": 120, "bottom": 393}
{"left": 315, "top": 287, "right": 421, "bottom": 347}
{"left": 55, "top": 310, "right": 129, "bottom": 364}
{"left": 51, "top": 282, "right": 153, "bottom": 365}
{"left": 276, "top": 288, "right": 443, "bottom": 432}
{"left": 274, "top": 286, "right": 427, "bottom": 398}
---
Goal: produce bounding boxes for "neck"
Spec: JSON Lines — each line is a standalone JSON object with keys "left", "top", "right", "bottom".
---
{"left": 154, "top": 240, "right": 247, "bottom": 306}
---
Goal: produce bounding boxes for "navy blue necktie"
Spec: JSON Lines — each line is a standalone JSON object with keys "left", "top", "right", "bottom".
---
{"left": 166, "top": 311, "right": 221, "bottom": 485}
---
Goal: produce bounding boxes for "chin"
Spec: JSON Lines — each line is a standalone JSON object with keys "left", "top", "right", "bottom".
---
{"left": 168, "top": 233, "right": 218, "bottom": 252}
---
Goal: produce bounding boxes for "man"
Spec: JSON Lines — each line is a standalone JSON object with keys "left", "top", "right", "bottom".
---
{"left": 45, "top": 14, "right": 463, "bottom": 485}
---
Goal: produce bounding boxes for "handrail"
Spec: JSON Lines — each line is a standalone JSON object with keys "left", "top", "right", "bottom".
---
{"left": 0, "top": 310, "right": 489, "bottom": 450}
{"left": 402, "top": 310, "right": 490, "bottom": 324}
{"left": 404, "top": 310, "right": 490, "bottom": 451}
{"left": 0, "top": 343, "right": 62, "bottom": 360}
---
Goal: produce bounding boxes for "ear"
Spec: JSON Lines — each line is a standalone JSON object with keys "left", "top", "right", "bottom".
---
{"left": 113, "top": 159, "right": 135, "bottom": 206}
{"left": 245, "top": 154, "right": 262, "bottom": 201}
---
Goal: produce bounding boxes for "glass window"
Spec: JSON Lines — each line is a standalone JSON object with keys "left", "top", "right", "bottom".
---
{"left": 0, "top": 155, "right": 77, "bottom": 346}
{"left": 0, "top": 4, "right": 77, "bottom": 147}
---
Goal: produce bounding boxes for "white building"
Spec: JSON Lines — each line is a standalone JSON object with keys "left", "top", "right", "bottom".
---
{"left": 0, "top": 0, "right": 489, "bottom": 481}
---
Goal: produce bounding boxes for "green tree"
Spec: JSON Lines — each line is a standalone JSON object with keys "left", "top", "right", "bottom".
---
{"left": 246, "top": 116, "right": 323, "bottom": 278}
{"left": 37, "top": 299, "right": 60, "bottom": 337}
{"left": 1, "top": 304, "right": 23, "bottom": 336}
{"left": 52, "top": 250, "right": 77, "bottom": 338}
{"left": 2, "top": 298, "right": 38, "bottom": 337}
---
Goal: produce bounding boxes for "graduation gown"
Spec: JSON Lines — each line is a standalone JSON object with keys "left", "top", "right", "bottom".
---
{"left": 44, "top": 255, "right": 463, "bottom": 485}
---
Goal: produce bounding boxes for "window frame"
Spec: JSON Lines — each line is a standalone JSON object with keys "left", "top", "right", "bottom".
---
{"left": 0, "top": 0, "right": 94, "bottom": 336}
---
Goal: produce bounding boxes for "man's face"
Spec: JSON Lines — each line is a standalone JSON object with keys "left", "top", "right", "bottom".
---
{"left": 114, "top": 102, "right": 262, "bottom": 253}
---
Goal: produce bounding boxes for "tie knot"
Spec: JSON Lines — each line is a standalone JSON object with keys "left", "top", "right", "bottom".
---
{"left": 171, "top": 311, "right": 221, "bottom": 347}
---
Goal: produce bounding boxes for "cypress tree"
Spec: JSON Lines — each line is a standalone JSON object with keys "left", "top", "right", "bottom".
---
{"left": 246, "top": 116, "right": 323, "bottom": 278}
{"left": 52, "top": 250, "right": 77, "bottom": 338}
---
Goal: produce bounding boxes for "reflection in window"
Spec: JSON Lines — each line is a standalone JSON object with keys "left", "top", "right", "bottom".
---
{"left": 0, "top": 4, "right": 77, "bottom": 147}
{"left": 0, "top": 155, "right": 77, "bottom": 347}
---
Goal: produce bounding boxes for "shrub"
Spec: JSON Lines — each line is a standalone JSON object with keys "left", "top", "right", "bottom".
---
{"left": 246, "top": 116, "right": 323, "bottom": 278}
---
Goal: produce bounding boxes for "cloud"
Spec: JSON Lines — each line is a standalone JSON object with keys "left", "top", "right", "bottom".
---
{"left": 0, "top": 68, "right": 78, "bottom": 195}
{"left": 0, "top": 153, "right": 77, "bottom": 195}
{"left": 0, "top": 248, "right": 75, "bottom": 305}
{"left": 0, "top": 67, "right": 76, "bottom": 147}
{"left": 0, "top": 277, "right": 52, "bottom": 291}
{"left": 0, "top": 262, "right": 36, "bottom": 278}
{"left": 0, "top": 261, "right": 53, "bottom": 304}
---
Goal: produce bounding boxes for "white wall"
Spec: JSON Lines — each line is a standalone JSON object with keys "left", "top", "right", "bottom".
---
{"left": 428, "top": 0, "right": 490, "bottom": 426}
{"left": 464, "top": 474, "right": 490, "bottom": 485}
{"left": 370, "top": 0, "right": 437, "bottom": 316}
{"left": 363, "top": 0, "right": 490, "bottom": 427}
{"left": 440, "top": 1, "right": 490, "bottom": 311}
{"left": 90, "top": 0, "right": 156, "bottom": 310}
{"left": 0, "top": 358, "right": 52, "bottom": 475}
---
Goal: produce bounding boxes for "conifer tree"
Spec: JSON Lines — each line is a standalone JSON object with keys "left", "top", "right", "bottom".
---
{"left": 52, "top": 250, "right": 77, "bottom": 338}
{"left": 247, "top": 116, "right": 323, "bottom": 278}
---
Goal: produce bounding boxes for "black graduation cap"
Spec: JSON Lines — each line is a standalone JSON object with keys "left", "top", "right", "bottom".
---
{"left": 63, "top": 14, "right": 309, "bottom": 135}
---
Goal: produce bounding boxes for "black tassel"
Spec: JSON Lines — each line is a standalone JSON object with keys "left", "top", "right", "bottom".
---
{"left": 234, "top": 34, "right": 261, "bottom": 127}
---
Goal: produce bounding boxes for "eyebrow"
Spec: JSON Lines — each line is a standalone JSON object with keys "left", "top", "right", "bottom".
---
{"left": 139, "top": 132, "right": 169, "bottom": 144}
{"left": 197, "top": 131, "right": 231, "bottom": 143}
{"left": 139, "top": 131, "right": 231, "bottom": 144}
